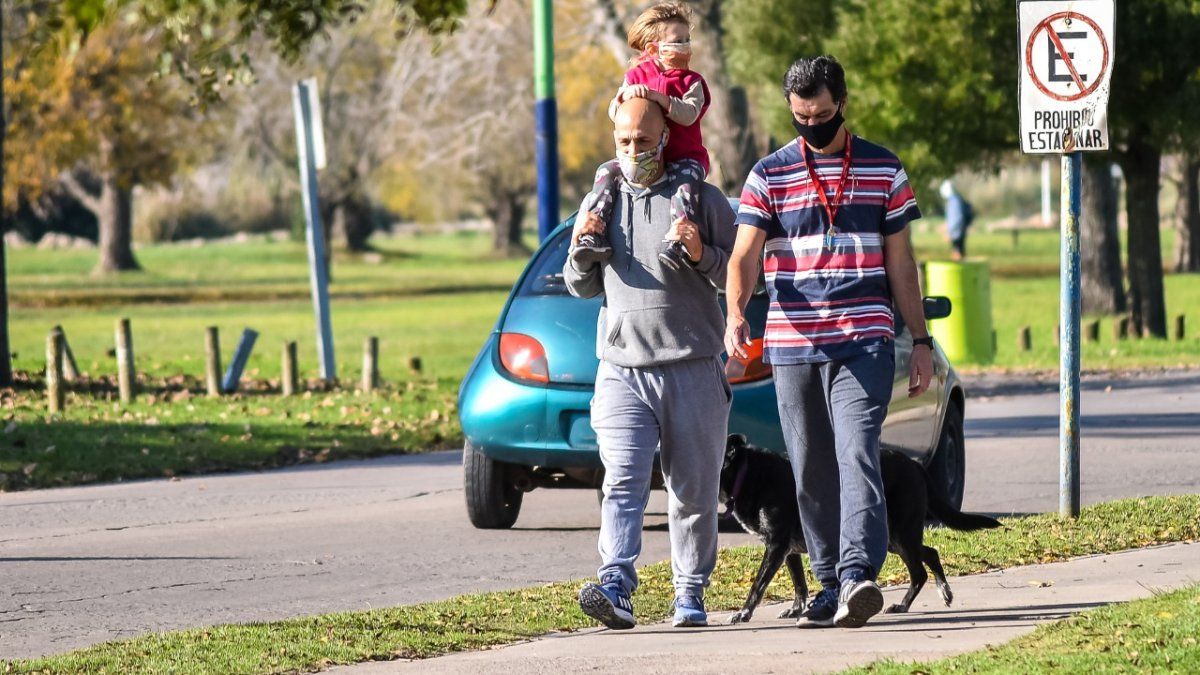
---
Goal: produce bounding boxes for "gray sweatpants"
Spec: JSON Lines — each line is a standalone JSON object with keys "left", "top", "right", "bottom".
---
{"left": 591, "top": 356, "right": 731, "bottom": 598}
{"left": 773, "top": 351, "right": 893, "bottom": 588}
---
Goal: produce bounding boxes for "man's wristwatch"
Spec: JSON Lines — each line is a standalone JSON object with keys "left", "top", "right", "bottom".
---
{"left": 912, "top": 336, "right": 934, "bottom": 349}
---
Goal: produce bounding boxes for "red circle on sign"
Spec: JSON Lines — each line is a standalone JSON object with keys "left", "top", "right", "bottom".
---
{"left": 1025, "top": 11, "right": 1109, "bottom": 102}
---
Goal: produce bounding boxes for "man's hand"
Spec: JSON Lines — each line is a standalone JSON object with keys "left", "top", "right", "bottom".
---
{"left": 571, "top": 211, "right": 606, "bottom": 248}
{"left": 725, "top": 313, "right": 751, "bottom": 359}
{"left": 908, "top": 344, "right": 934, "bottom": 397}
{"left": 666, "top": 217, "right": 703, "bottom": 262}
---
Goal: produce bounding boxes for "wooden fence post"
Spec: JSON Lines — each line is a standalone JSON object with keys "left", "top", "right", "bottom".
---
{"left": 1084, "top": 320, "right": 1100, "bottom": 343}
{"left": 282, "top": 341, "right": 299, "bottom": 396}
{"left": 1018, "top": 326, "right": 1032, "bottom": 352}
{"left": 408, "top": 356, "right": 423, "bottom": 374}
{"left": 47, "top": 330, "right": 65, "bottom": 413}
{"left": 205, "top": 326, "right": 222, "bottom": 397}
{"left": 1175, "top": 314, "right": 1186, "bottom": 341}
{"left": 362, "top": 337, "right": 379, "bottom": 392}
{"left": 115, "top": 318, "right": 135, "bottom": 404}
{"left": 53, "top": 325, "right": 80, "bottom": 382}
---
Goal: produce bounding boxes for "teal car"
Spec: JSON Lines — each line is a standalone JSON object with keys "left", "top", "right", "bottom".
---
{"left": 459, "top": 210, "right": 965, "bottom": 529}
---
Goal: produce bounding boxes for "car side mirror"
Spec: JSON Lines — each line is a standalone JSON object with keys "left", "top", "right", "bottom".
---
{"left": 923, "top": 296, "right": 952, "bottom": 320}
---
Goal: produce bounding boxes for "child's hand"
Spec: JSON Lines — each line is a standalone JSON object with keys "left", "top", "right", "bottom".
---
{"left": 624, "top": 85, "right": 670, "bottom": 112}
{"left": 624, "top": 84, "right": 653, "bottom": 101}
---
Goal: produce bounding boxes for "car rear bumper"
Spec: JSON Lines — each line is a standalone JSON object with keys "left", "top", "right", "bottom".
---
{"left": 459, "top": 341, "right": 786, "bottom": 468}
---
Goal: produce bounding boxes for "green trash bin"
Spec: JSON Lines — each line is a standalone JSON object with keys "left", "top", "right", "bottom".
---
{"left": 925, "top": 260, "right": 994, "bottom": 365}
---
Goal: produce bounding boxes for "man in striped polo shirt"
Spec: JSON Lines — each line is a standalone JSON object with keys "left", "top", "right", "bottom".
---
{"left": 725, "top": 56, "right": 934, "bottom": 629}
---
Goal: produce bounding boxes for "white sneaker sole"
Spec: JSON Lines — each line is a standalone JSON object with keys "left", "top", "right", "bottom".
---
{"left": 834, "top": 582, "right": 884, "bottom": 628}
{"left": 579, "top": 583, "right": 636, "bottom": 630}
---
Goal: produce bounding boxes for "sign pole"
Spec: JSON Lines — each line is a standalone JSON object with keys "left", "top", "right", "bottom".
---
{"left": 533, "top": 0, "right": 560, "bottom": 242}
{"left": 1059, "top": 150, "right": 1082, "bottom": 518}
{"left": 293, "top": 79, "right": 336, "bottom": 381}
{"left": 1019, "top": 0, "right": 1113, "bottom": 519}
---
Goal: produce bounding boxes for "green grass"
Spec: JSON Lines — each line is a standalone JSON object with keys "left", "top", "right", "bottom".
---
{"left": 8, "top": 230, "right": 533, "bottom": 306}
{"left": 0, "top": 379, "right": 460, "bottom": 490}
{"left": 910, "top": 224, "right": 1200, "bottom": 370}
{"left": 848, "top": 584, "right": 1200, "bottom": 674}
{"left": 7, "top": 495, "right": 1199, "bottom": 674}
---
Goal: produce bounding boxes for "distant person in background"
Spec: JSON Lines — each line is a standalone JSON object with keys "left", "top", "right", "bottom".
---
{"left": 940, "top": 180, "right": 973, "bottom": 260}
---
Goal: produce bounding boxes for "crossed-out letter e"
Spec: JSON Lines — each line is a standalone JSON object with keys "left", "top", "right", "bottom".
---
{"left": 1048, "top": 30, "right": 1088, "bottom": 83}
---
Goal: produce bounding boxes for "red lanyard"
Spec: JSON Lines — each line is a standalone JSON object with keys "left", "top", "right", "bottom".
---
{"left": 801, "top": 130, "right": 853, "bottom": 248}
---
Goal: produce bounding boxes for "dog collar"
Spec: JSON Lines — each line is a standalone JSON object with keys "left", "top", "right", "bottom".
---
{"left": 724, "top": 459, "right": 750, "bottom": 513}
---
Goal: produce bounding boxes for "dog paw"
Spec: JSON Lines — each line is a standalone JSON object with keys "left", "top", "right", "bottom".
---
{"left": 938, "top": 586, "right": 954, "bottom": 607}
{"left": 727, "top": 610, "right": 752, "bottom": 624}
{"left": 778, "top": 606, "right": 803, "bottom": 619}
{"left": 884, "top": 604, "right": 909, "bottom": 614}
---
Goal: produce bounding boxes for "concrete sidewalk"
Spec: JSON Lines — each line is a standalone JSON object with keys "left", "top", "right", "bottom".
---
{"left": 335, "top": 541, "right": 1199, "bottom": 674}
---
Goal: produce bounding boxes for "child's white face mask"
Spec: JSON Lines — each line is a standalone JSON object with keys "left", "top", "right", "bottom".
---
{"left": 617, "top": 134, "right": 667, "bottom": 186}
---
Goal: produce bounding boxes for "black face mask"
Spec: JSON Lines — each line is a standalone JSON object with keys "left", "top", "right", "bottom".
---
{"left": 792, "top": 107, "right": 844, "bottom": 150}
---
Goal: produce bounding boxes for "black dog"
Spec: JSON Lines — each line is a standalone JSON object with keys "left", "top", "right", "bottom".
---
{"left": 719, "top": 434, "right": 1001, "bottom": 623}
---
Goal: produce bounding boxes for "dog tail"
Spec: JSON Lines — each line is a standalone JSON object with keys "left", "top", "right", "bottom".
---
{"left": 925, "top": 482, "right": 1002, "bottom": 531}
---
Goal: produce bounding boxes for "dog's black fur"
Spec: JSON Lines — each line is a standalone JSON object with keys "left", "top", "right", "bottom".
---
{"left": 719, "top": 434, "right": 1002, "bottom": 623}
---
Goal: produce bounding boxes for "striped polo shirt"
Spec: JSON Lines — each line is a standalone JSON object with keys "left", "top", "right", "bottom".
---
{"left": 736, "top": 135, "right": 921, "bottom": 365}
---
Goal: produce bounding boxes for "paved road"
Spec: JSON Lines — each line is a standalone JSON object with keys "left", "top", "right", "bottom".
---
{"left": 2, "top": 371, "right": 1198, "bottom": 659}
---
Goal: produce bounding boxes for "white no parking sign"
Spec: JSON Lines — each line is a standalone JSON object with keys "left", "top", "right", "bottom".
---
{"left": 1019, "top": 0, "right": 1114, "bottom": 154}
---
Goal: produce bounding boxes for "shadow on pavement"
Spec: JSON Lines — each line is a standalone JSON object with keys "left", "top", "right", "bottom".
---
{"left": 966, "top": 412, "right": 1200, "bottom": 439}
{"left": 0, "top": 555, "right": 239, "bottom": 563}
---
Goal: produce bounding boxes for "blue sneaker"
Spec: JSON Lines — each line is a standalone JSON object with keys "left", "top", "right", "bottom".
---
{"left": 796, "top": 587, "right": 838, "bottom": 628}
{"left": 672, "top": 594, "right": 707, "bottom": 627}
{"left": 579, "top": 575, "right": 635, "bottom": 630}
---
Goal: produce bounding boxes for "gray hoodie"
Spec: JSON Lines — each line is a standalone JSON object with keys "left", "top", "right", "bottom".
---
{"left": 563, "top": 173, "right": 737, "bottom": 368}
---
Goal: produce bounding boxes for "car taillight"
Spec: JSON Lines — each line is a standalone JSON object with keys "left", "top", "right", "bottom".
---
{"left": 725, "top": 338, "right": 772, "bottom": 384}
{"left": 499, "top": 333, "right": 550, "bottom": 384}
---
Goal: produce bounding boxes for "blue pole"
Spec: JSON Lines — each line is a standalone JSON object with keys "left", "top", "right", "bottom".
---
{"left": 222, "top": 328, "right": 259, "bottom": 394}
{"left": 293, "top": 80, "right": 337, "bottom": 381}
{"left": 533, "top": 0, "right": 560, "bottom": 242}
{"left": 1059, "top": 151, "right": 1082, "bottom": 518}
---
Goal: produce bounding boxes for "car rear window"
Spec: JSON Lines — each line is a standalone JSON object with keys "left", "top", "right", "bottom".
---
{"left": 517, "top": 226, "right": 572, "bottom": 296}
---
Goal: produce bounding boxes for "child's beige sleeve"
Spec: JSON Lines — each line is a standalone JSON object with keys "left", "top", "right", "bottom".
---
{"left": 665, "top": 79, "right": 707, "bottom": 127}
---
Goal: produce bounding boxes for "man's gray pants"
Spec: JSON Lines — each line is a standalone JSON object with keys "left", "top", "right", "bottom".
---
{"left": 591, "top": 356, "right": 731, "bottom": 598}
{"left": 773, "top": 352, "right": 893, "bottom": 588}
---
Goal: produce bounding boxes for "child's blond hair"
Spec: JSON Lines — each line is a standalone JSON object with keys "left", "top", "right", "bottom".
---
{"left": 626, "top": 2, "right": 693, "bottom": 53}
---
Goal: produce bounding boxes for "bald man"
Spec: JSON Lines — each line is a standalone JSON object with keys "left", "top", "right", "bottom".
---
{"left": 564, "top": 98, "right": 736, "bottom": 629}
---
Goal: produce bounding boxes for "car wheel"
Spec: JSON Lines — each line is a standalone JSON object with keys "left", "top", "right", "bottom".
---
{"left": 464, "top": 441, "right": 523, "bottom": 529}
{"left": 929, "top": 398, "right": 966, "bottom": 511}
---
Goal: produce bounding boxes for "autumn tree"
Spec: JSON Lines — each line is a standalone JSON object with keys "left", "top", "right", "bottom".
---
{"left": 5, "top": 17, "right": 215, "bottom": 273}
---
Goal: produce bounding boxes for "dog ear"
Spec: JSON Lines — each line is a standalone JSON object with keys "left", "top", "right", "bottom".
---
{"left": 723, "top": 434, "right": 745, "bottom": 471}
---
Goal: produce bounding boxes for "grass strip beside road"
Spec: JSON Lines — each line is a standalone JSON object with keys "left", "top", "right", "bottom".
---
{"left": 849, "top": 583, "right": 1200, "bottom": 674}
{"left": 8, "top": 495, "right": 1200, "bottom": 674}
{"left": 1, "top": 380, "right": 460, "bottom": 490}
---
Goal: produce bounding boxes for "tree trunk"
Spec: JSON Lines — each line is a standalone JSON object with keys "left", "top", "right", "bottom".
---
{"left": 487, "top": 191, "right": 530, "bottom": 257}
{"left": 1121, "top": 139, "right": 1167, "bottom": 338}
{"left": 686, "top": 0, "right": 759, "bottom": 195}
{"left": 1173, "top": 154, "right": 1200, "bottom": 273}
{"left": 336, "top": 193, "right": 375, "bottom": 253}
{"left": 0, "top": 59, "right": 11, "bottom": 385}
{"left": 93, "top": 174, "right": 140, "bottom": 275}
{"left": 1080, "top": 155, "right": 1125, "bottom": 314}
